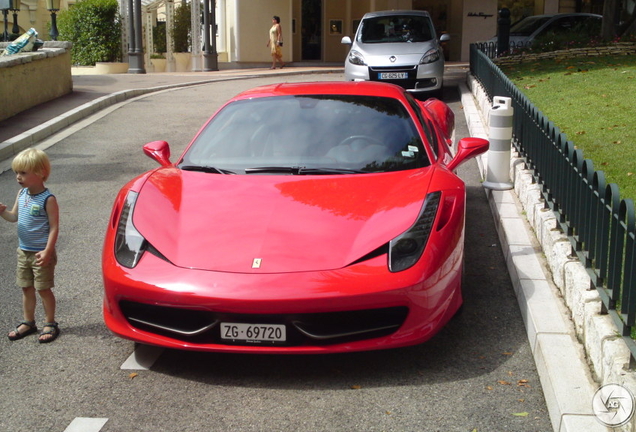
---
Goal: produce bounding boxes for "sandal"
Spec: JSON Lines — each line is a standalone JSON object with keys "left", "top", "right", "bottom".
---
{"left": 8, "top": 320, "right": 38, "bottom": 341}
{"left": 38, "top": 322, "right": 60, "bottom": 344}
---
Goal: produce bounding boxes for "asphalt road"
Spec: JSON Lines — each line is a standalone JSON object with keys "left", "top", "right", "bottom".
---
{"left": 0, "top": 73, "right": 552, "bottom": 432}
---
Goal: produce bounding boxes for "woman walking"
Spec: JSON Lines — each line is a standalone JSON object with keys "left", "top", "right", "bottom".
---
{"left": 267, "top": 15, "right": 285, "bottom": 69}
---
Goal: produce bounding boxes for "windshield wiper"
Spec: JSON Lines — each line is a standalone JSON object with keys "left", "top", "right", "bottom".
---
{"left": 244, "top": 166, "right": 303, "bottom": 174}
{"left": 244, "top": 166, "right": 368, "bottom": 175}
{"left": 179, "top": 165, "right": 235, "bottom": 174}
{"left": 297, "top": 167, "right": 368, "bottom": 175}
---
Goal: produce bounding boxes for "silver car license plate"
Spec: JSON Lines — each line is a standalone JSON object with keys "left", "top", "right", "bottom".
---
{"left": 221, "top": 323, "right": 286, "bottom": 342}
{"left": 379, "top": 72, "right": 408, "bottom": 80}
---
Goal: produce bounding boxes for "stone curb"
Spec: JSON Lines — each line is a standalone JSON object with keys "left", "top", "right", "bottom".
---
{"left": 0, "top": 69, "right": 341, "bottom": 164}
{"left": 0, "top": 80, "right": 235, "bottom": 163}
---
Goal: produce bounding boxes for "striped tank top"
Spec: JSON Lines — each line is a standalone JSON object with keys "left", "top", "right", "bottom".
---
{"left": 17, "top": 188, "right": 54, "bottom": 252}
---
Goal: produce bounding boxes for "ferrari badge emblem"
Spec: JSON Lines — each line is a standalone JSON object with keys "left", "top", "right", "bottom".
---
{"left": 252, "top": 258, "right": 262, "bottom": 269}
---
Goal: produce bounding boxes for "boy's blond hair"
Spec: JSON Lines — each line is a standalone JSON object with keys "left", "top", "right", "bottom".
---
{"left": 12, "top": 148, "right": 51, "bottom": 182}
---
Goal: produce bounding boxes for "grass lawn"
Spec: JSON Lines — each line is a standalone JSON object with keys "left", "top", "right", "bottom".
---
{"left": 498, "top": 55, "right": 636, "bottom": 200}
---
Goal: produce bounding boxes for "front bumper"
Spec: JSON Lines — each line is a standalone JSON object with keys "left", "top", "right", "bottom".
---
{"left": 102, "top": 250, "right": 463, "bottom": 354}
{"left": 344, "top": 62, "right": 444, "bottom": 93}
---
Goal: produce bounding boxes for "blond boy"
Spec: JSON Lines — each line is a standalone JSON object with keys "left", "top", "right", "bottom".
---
{"left": 0, "top": 148, "right": 60, "bottom": 343}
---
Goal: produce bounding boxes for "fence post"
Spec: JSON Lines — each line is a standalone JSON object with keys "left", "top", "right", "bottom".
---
{"left": 497, "top": 8, "right": 511, "bottom": 57}
{"left": 483, "top": 96, "right": 514, "bottom": 191}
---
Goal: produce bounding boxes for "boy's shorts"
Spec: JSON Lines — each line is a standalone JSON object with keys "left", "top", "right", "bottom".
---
{"left": 16, "top": 248, "right": 56, "bottom": 291}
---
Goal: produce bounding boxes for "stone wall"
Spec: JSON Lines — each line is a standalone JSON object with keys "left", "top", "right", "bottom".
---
{"left": 494, "top": 43, "right": 636, "bottom": 66}
{"left": 0, "top": 41, "right": 73, "bottom": 122}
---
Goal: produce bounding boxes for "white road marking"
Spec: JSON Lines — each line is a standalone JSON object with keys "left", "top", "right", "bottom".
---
{"left": 120, "top": 343, "right": 164, "bottom": 370}
{"left": 64, "top": 418, "right": 108, "bottom": 432}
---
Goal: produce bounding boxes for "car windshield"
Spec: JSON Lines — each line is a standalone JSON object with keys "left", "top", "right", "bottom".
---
{"left": 509, "top": 16, "right": 552, "bottom": 36}
{"left": 358, "top": 15, "right": 434, "bottom": 43}
{"left": 179, "top": 94, "right": 429, "bottom": 174}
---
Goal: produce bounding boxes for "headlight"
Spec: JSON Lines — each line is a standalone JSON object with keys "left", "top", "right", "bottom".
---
{"left": 419, "top": 47, "right": 441, "bottom": 64}
{"left": 114, "top": 191, "right": 147, "bottom": 268}
{"left": 389, "top": 192, "right": 441, "bottom": 272}
{"left": 348, "top": 50, "right": 366, "bottom": 66}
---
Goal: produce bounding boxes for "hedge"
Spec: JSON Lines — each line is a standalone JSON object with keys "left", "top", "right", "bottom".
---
{"left": 58, "top": 0, "right": 122, "bottom": 66}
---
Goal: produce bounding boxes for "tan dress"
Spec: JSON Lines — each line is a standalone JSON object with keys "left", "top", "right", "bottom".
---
{"left": 269, "top": 24, "right": 282, "bottom": 58}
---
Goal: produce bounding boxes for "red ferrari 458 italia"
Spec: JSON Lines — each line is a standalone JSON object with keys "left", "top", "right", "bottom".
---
{"left": 102, "top": 81, "right": 488, "bottom": 354}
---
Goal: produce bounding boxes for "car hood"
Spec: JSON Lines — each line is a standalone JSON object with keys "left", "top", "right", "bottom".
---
{"left": 356, "top": 41, "right": 436, "bottom": 62}
{"left": 133, "top": 167, "right": 433, "bottom": 273}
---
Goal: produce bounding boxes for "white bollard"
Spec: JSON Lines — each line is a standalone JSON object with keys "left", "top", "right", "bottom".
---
{"left": 483, "top": 96, "right": 514, "bottom": 190}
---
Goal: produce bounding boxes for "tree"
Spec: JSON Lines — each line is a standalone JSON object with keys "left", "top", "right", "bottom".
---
{"left": 58, "top": 0, "right": 122, "bottom": 65}
{"left": 602, "top": 0, "right": 636, "bottom": 40}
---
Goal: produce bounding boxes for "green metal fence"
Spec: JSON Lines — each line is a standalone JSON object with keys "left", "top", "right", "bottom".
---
{"left": 470, "top": 43, "right": 636, "bottom": 366}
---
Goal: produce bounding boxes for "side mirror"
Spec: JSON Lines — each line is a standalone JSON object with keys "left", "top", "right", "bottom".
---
{"left": 143, "top": 140, "right": 172, "bottom": 167}
{"left": 440, "top": 33, "right": 450, "bottom": 42}
{"left": 341, "top": 36, "right": 352, "bottom": 45}
{"left": 419, "top": 98, "right": 455, "bottom": 144}
{"left": 446, "top": 137, "right": 489, "bottom": 172}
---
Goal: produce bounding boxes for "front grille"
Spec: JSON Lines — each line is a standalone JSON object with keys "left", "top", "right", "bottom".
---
{"left": 119, "top": 300, "right": 408, "bottom": 346}
{"left": 370, "top": 65, "right": 418, "bottom": 73}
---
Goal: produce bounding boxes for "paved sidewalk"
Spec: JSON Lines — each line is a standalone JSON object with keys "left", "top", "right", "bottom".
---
{"left": 0, "top": 65, "right": 607, "bottom": 431}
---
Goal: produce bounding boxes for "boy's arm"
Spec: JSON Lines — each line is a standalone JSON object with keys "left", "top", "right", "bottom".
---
{"left": 36, "top": 195, "right": 59, "bottom": 267}
{"left": 0, "top": 191, "right": 20, "bottom": 223}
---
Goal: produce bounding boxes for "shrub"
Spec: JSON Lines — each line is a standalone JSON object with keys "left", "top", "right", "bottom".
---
{"left": 58, "top": 0, "right": 122, "bottom": 65}
{"left": 171, "top": 1, "right": 191, "bottom": 52}
{"left": 153, "top": 21, "right": 167, "bottom": 54}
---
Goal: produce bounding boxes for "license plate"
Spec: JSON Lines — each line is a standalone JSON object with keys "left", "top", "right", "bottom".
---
{"left": 379, "top": 72, "right": 408, "bottom": 80}
{"left": 221, "top": 323, "right": 286, "bottom": 342}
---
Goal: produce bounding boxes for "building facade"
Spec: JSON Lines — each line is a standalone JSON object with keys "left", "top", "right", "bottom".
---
{"left": 216, "top": 0, "right": 588, "bottom": 64}
{"left": 2, "top": 0, "right": 605, "bottom": 68}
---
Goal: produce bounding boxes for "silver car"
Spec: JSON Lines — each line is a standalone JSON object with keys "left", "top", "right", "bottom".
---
{"left": 341, "top": 10, "right": 449, "bottom": 96}
{"left": 490, "top": 13, "right": 602, "bottom": 49}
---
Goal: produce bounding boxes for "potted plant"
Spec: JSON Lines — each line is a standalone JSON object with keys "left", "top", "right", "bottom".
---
{"left": 150, "top": 53, "right": 166, "bottom": 72}
{"left": 170, "top": 0, "right": 191, "bottom": 71}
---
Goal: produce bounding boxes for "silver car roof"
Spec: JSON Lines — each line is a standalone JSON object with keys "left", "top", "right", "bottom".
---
{"left": 361, "top": 10, "right": 432, "bottom": 19}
